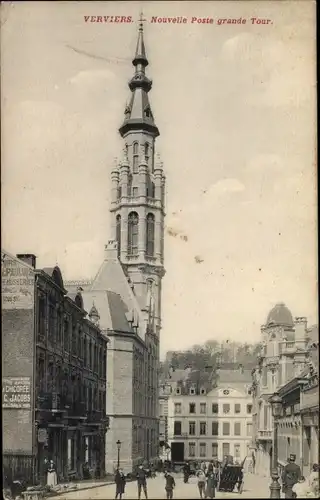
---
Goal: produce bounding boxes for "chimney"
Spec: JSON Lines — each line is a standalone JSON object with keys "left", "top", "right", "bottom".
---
{"left": 16, "top": 253, "right": 36, "bottom": 268}
{"left": 104, "top": 240, "right": 118, "bottom": 261}
{"left": 294, "top": 317, "right": 308, "bottom": 341}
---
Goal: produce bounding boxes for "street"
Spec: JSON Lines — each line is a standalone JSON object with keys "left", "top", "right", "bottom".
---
{"left": 50, "top": 473, "right": 271, "bottom": 499}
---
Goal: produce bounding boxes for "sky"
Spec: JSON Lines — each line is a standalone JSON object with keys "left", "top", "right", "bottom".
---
{"left": 1, "top": 1, "right": 317, "bottom": 357}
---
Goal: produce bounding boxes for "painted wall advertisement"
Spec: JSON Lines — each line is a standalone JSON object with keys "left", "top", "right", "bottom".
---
{"left": 2, "top": 377, "right": 32, "bottom": 409}
{"left": 1, "top": 253, "right": 34, "bottom": 309}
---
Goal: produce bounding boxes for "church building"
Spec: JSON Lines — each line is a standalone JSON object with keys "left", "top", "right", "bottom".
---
{"left": 66, "top": 21, "right": 166, "bottom": 473}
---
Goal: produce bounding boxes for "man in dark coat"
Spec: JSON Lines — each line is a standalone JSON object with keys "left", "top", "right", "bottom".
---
{"left": 115, "top": 468, "right": 126, "bottom": 500}
{"left": 136, "top": 465, "right": 148, "bottom": 499}
{"left": 281, "top": 454, "right": 302, "bottom": 498}
{"left": 164, "top": 472, "right": 176, "bottom": 499}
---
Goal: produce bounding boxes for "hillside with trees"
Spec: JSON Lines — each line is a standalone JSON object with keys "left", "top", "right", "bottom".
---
{"left": 160, "top": 340, "right": 262, "bottom": 376}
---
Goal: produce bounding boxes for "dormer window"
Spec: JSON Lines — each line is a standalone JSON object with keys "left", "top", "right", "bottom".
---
{"left": 124, "top": 105, "right": 131, "bottom": 118}
{"left": 144, "top": 106, "right": 152, "bottom": 119}
{"left": 176, "top": 387, "right": 181, "bottom": 395}
{"left": 190, "top": 388, "right": 195, "bottom": 395}
{"left": 200, "top": 388, "right": 206, "bottom": 395}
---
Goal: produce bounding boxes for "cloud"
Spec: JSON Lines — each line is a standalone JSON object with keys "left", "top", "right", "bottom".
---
{"left": 221, "top": 32, "right": 314, "bottom": 108}
{"left": 68, "top": 69, "right": 115, "bottom": 86}
{"left": 246, "top": 154, "right": 284, "bottom": 173}
{"left": 208, "top": 178, "right": 245, "bottom": 196}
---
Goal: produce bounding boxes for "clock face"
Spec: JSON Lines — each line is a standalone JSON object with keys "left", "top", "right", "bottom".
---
{"left": 223, "top": 389, "right": 230, "bottom": 395}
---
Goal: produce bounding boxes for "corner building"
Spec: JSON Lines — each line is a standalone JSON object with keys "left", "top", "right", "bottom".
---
{"left": 2, "top": 251, "right": 108, "bottom": 484}
{"left": 66, "top": 21, "right": 166, "bottom": 473}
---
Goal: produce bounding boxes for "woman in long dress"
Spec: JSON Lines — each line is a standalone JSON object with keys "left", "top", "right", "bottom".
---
{"left": 47, "top": 460, "right": 58, "bottom": 487}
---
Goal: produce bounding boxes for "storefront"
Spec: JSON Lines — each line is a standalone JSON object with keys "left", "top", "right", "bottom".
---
{"left": 301, "top": 383, "right": 319, "bottom": 476}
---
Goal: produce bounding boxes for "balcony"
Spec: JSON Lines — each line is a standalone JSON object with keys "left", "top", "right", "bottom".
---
{"left": 257, "top": 429, "right": 272, "bottom": 440}
{"left": 279, "top": 341, "right": 296, "bottom": 354}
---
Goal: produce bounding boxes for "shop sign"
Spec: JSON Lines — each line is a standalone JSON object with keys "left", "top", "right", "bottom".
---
{"left": 1, "top": 255, "right": 34, "bottom": 309}
{"left": 38, "top": 428, "right": 48, "bottom": 444}
{"left": 2, "top": 377, "right": 31, "bottom": 409}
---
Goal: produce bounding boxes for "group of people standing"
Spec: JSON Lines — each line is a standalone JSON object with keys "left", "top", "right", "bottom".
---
{"left": 115, "top": 464, "right": 151, "bottom": 500}
{"left": 281, "top": 454, "right": 319, "bottom": 498}
{"left": 183, "top": 460, "right": 220, "bottom": 499}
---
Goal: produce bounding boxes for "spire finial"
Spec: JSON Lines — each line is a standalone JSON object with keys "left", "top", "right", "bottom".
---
{"left": 139, "top": 11, "right": 146, "bottom": 31}
{"left": 133, "top": 12, "right": 148, "bottom": 67}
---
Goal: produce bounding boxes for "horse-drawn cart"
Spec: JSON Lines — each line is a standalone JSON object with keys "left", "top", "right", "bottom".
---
{"left": 218, "top": 465, "right": 244, "bottom": 494}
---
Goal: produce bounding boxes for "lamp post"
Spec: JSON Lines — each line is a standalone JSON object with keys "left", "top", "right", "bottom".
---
{"left": 269, "top": 392, "right": 283, "bottom": 499}
{"left": 116, "top": 440, "right": 121, "bottom": 469}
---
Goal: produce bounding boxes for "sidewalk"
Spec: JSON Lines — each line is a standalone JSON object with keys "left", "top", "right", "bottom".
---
{"left": 242, "top": 472, "right": 271, "bottom": 498}
{"left": 47, "top": 479, "right": 114, "bottom": 497}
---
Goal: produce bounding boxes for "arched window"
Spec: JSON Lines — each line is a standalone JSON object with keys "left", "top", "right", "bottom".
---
{"left": 146, "top": 213, "right": 155, "bottom": 256}
{"left": 133, "top": 142, "right": 139, "bottom": 174}
{"left": 116, "top": 215, "right": 121, "bottom": 258}
{"left": 128, "top": 212, "right": 139, "bottom": 255}
{"left": 145, "top": 143, "right": 149, "bottom": 164}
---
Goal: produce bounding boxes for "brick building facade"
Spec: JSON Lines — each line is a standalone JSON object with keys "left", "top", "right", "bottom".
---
{"left": 2, "top": 251, "right": 109, "bottom": 484}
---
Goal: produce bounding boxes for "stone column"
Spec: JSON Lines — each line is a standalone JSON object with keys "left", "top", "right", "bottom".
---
{"left": 111, "top": 161, "right": 120, "bottom": 203}
{"left": 120, "top": 209, "right": 128, "bottom": 261}
{"left": 119, "top": 155, "right": 130, "bottom": 200}
{"left": 138, "top": 211, "right": 146, "bottom": 258}
{"left": 139, "top": 147, "right": 148, "bottom": 200}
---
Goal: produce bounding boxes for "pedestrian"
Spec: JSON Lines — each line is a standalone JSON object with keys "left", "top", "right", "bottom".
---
{"left": 307, "top": 464, "right": 319, "bottom": 497}
{"left": 205, "top": 471, "right": 216, "bottom": 499}
{"left": 164, "top": 471, "right": 175, "bottom": 499}
{"left": 252, "top": 451, "right": 256, "bottom": 474}
{"left": 136, "top": 464, "right": 148, "bottom": 500}
{"left": 183, "top": 462, "right": 190, "bottom": 483}
{"left": 281, "top": 454, "right": 302, "bottom": 498}
{"left": 47, "top": 459, "right": 57, "bottom": 487}
{"left": 196, "top": 468, "right": 206, "bottom": 499}
{"left": 115, "top": 468, "right": 126, "bottom": 500}
{"left": 292, "top": 476, "right": 310, "bottom": 498}
{"left": 206, "top": 461, "right": 214, "bottom": 476}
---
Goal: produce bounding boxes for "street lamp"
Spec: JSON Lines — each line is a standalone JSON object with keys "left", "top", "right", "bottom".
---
{"left": 116, "top": 440, "right": 121, "bottom": 469}
{"left": 269, "top": 392, "right": 283, "bottom": 499}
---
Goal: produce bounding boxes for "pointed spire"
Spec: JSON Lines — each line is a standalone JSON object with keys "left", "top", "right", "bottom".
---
{"left": 133, "top": 12, "right": 148, "bottom": 67}
{"left": 119, "top": 17, "right": 159, "bottom": 138}
{"left": 89, "top": 301, "right": 100, "bottom": 325}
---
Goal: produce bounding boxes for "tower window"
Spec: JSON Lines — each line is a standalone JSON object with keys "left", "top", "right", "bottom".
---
{"left": 117, "top": 186, "right": 122, "bottom": 199}
{"left": 128, "top": 211, "right": 139, "bottom": 256}
{"left": 146, "top": 213, "right": 155, "bottom": 257}
{"left": 132, "top": 187, "right": 138, "bottom": 197}
{"left": 145, "top": 143, "right": 149, "bottom": 164}
{"left": 147, "top": 181, "right": 155, "bottom": 198}
{"left": 133, "top": 142, "right": 139, "bottom": 174}
{"left": 127, "top": 174, "right": 133, "bottom": 196}
{"left": 116, "top": 215, "right": 121, "bottom": 259}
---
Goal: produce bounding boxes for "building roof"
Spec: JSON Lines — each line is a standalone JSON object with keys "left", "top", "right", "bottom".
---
{"left": 266, "top": 302, "right": 294, "bottom": 328}
{"left": 217, "top": 367, "right": 252, "bottom": 384}
{"left": 66, "top": 241, "right": 145, "bottom": 341}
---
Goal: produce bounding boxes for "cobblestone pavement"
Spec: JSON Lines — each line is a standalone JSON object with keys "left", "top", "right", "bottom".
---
{"left": 50, "top": 473, "right": 271, "bottom": 499}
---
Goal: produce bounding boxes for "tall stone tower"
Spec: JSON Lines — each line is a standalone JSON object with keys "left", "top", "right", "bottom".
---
{"left": 110, "top": 20, "right": 166, "bottom": 337}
